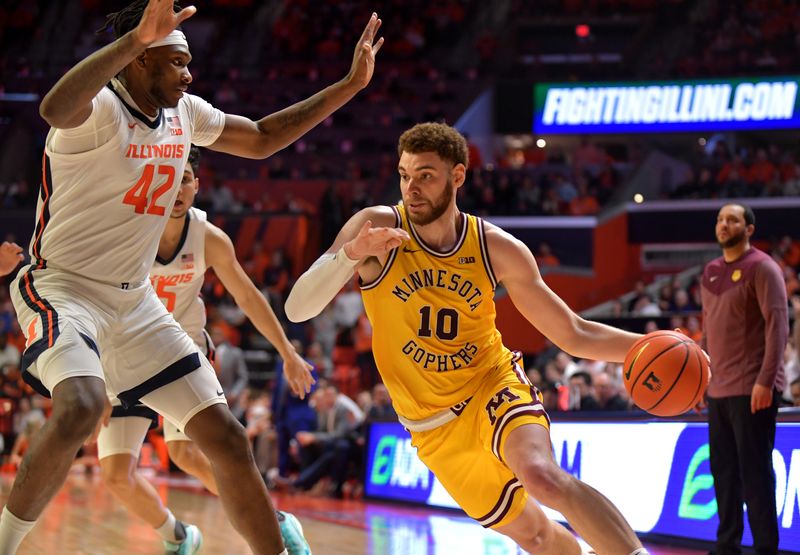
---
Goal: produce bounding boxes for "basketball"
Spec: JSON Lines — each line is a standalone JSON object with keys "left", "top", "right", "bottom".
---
{"left": 623, "top": 330, "right": 710, "bottom": 417}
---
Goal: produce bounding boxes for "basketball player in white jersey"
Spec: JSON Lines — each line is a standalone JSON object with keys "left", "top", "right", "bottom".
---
{"left": 95, "top": 146, "right": 313, "bottom": 554}
{"left": 0, "top": 243, "right": 23, "bottom": 277}
{"left": 0, "top": 1, "right": 383, "bottom": 553}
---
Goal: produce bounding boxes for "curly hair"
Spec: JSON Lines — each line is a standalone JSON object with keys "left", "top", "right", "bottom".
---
{"left": 97, "top": 0, "right": 183, "bottom": 39}
{"left": 397, "top": 123, "right": 469, "bottom": 169}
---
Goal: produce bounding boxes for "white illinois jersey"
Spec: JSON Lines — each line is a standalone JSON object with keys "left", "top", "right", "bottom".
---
{"left": 33, "top": 79, "right": 224, "bottom": 286}
{"left": 150, "top": 207, "right": 208, "bottom": 345}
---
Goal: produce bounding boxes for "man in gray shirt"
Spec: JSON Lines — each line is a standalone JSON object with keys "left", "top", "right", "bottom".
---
{"left": 701, "top": 203, "right": 787, "bottom": 555}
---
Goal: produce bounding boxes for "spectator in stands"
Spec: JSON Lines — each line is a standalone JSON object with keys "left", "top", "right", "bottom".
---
{"left": 568, "top": 178, "right": 600, "bottom": 216}
{"left": 594, "top": 372, "right": 629, "bottom": 411}
{"left": 632, "top": 295, "right": 661, "bottom": 317}
{"left": 702, "top": 203, "right": 786, "bottom": 555}
{"left": 568, "top": 371, "right": 600, "bottom": 411}
{"left": 0, "top": 333, "right": 20, "bottom": 374}
{"left": 366, "top": 383, "right": 397, "bottom": 422}
{"left": 243, "top": 390, "right": 275, "bottom": 479}
{"left": 657, "top": 283, "right": 675, "bottom": 313}
{"left": 9, "top": 417, "right": 45, "bottom": 470}
{"left": 311, "top": 304, "right": 338, "bottom": 358}
{"left": 283, "top": 383, "right": 363, "bottom": 497}
{"left": 355, "top": 390, "right": 373, "bottom": 415}
{"left": 262, "top": 249, "right": 291, "bottom": 308}
{"left": 535, "top": 242, "right": 560, "bottom": 267}
{"left": 539, "top": 381, "right": 561, "bottom": 413}
{"left": 305, "top": 340, "right": 333, "bottom": 379}
{"left": 554, "top": 351, "right": 578, "bottom": 380}
{"left": 670, "top": 288, "right": 696, "bottom": 313}
{"left": 271, "top": 339, "right": 319, "bottom": 481}
{"left": 685, "top": 315, "right": 703, "bottom": 344}
{"left": 12, "top": 397, "right": 44, "bottom": 442}
{"left": 627, "top": 280, "right": 648, "bottom": 313}
{"left": 791, "top": 378, "right": 800, "bottom": 407}
{"left": 353, "top": 313, "right": 379, "bottom": 390}
{"left": 333, "top": 278, "right": 363, "bottom": 345}
{"left": 210, "top": 326, "right": 250, "bottom": 421}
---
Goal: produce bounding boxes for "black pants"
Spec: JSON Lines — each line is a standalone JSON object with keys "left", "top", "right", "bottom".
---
{"left": 708, "top": 394, "right": 779, "bottom": 555}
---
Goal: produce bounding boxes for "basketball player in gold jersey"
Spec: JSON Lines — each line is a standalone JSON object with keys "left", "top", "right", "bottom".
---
{"left": 286, "top": 123, "right": 649, "bottom": 555}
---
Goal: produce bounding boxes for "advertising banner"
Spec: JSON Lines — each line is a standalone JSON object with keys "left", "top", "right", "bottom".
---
{"left": 365, "top": 421, "right": 800, "bottom": 552}
{"left": 533, "top": 78, "right": 800, "bottom": 133}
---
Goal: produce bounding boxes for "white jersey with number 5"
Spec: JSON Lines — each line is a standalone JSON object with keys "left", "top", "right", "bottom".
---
{"left": 150, "top": 207, "right": 208, "bottom": 346}
{"left": 34, "top": 79, "right": 224, "bottom": 286}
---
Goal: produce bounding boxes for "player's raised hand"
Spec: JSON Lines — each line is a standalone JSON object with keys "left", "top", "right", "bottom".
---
{"left": 134, "top": 0, "right": 196, "bottom": 46}
{"left": 344, "top": 220, "right": 410, "bottom": 260}
{"left": 283, "top": 349, "right": 315, "bottom": 400}
{"left": 0, "top": 241, "right": 23, "bottom": 277}
{"left": 346, "top": 13, "right": 384, "bottom": 90}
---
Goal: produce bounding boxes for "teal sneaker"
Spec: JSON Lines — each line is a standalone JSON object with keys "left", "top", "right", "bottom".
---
{"left": 164, "top": 523, "right": 203, "bottom": 554}
{"left": 276, "top": 510, "right": 312, "bottom": 555}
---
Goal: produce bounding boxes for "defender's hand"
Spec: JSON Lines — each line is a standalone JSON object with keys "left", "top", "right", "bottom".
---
{"left": 345, "top": 13, "right": 384, "bottom": 90}
{"left": 134, "top": 0, "right": 196, "bottom": 46}
{"left": 284, "top": 351, "right": 315, "bottom": 400}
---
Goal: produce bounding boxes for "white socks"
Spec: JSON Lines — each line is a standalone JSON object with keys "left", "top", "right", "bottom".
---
{"left": 630, "top": 549, "right": 650, "bottom": 555}
{"left": 155, "top": 509, "right": 179, "bottom": 543}
{"left": 0, "top": 506, "right": 36, "bottom": 554}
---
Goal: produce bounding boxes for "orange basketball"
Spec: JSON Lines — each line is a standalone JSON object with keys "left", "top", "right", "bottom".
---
{"left": 622, "top": 330, "right": 710, "bottom": 417}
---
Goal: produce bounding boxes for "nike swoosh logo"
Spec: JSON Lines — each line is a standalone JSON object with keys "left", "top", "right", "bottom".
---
{"left": 403, "top": 247, "right": 420, "bottom": 253}
{"left": 216, "top": 389, "right": 224, "bottom": 396}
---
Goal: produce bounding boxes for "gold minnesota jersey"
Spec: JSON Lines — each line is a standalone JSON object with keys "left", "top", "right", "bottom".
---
{"left": 360, "top": 204, "right": 513, "bottom": 420}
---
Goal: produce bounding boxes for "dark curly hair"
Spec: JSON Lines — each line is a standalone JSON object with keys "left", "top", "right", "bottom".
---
{"left": 397, "top": 122, "right": 469, "bottom": 169}
{"left": 187, "top": 145, "right": 200, "bottom": 174}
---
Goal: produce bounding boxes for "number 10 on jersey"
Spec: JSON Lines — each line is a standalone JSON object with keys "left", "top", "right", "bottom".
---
{"left": 418, "top": 305, "right": 459, "bottom": 341}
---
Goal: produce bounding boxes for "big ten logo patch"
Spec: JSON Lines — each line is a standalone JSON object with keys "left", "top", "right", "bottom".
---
{"left": 458, "top": 256, "right": 475, "bottom": 264}
{"left": 485, "top": 386, "right": 521, "bottom": 425}
{"left": 26, "top": 316, "right": 42, "bottom": 348}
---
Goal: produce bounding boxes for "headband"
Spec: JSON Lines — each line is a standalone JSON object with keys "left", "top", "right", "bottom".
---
{"left": 148, "top": 30, "right": 188, "bottom": 49}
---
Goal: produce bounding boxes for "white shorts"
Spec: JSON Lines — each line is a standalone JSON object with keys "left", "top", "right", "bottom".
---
{"left": 11, "top": 265, "right": 225, "bottom": 429}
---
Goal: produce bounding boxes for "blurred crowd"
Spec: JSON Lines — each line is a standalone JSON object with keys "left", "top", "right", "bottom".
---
{"left": 672, "top": 141, "right": 800, "bottom": 200}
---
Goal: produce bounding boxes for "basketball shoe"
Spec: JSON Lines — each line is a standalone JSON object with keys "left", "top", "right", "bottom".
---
{"left": 277, "top": 510, "right": 312, "bottom": 555}
{"left": 164, "top": 523, "right": 202, "bottom": 555}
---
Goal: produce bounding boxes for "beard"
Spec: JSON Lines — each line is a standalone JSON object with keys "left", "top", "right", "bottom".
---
{"left": 406, "top": 176, "right": 454, "bottom": 226}
{"left": 718, "top": 229, "right": 746, "bottom": 249}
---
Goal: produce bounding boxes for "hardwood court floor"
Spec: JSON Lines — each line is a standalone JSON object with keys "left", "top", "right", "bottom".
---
{"left": 0, "top": 471, "right": 706, "bottom": 554}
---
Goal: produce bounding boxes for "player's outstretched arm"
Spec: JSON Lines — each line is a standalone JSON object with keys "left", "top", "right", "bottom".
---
{"left": 285, "top": 205, "right": 407, "bottom": 323}
{"left": 205, "top": 224, "right": 315, "bottom": 398}
{"left": 207, "top": 13, "right": 384, "bottom": 159}
{"left": 39, "top": 0, "right": 196, "bottom": 129}
{"left": 0, "top": 242, "right": 24, "bottom": 277}
{"left": 487, "top": 223, "right": 641, "bottom": 362}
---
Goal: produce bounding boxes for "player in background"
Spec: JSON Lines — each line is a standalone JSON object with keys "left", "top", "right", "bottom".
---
{"left": 285, "top": 123, "right": 650, "bottom": 555}
{"left": 95, "top": 147, "right": 312, "bottom": 554}
{"left": 0, "top": 1, "right": 382, "bottom": 553}
{"left": 0, "top": 243, "right": 24, "bottom": 277}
